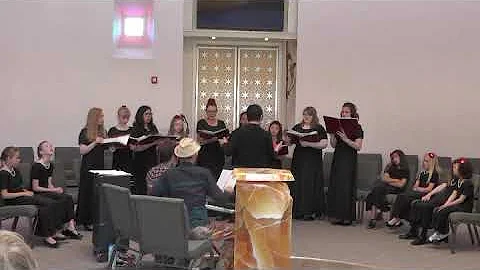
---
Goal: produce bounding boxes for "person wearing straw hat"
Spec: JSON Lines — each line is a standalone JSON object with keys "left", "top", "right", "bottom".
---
{"left": 152, "top": 138, "right": 233, "bottom": 228}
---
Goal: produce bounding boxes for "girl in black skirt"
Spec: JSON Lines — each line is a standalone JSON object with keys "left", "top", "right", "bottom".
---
{"left": 327, "top": 102, "right": 364, "bottom": 225}
{"left": 289, "top": 107, "right": 328, "bottom": 220}
{"left": 31, "top": 141, "right": 82, "bottom": 240}
{"left": 76, "top": 107, "right": 106, "bottom": 230}
{"left": 407, "top": 158, "right": 474, "bottom": 245}
{"left": 0, "top": 147, "right": 61, "bottom": 248}
{"left": 107, "top": 105, "right": 133, "bottom": 172}
{"left": 130, "top": 105, "right": 160, "bottom": 195}
{"left": 269, "top": 120, "right": 286, "bottom": 169}
{"left": 386, "top": 152, "right": 441, "bottom": 228}
{"left": 365, "top": 149, "right": 409, "bottom": 229}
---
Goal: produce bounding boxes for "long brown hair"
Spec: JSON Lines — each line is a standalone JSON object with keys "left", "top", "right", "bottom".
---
{"left": 85, "top": 107, "right": 105, "bottom": 141}
{"left": 168, "top": 115, "right": 189, "bottom": 138}
{"left": 302, "top": 106, "right": 319, "bottom": 126}
{"left": 268, "top": 121, "right": 283, "bottom": 142}
{"left": 342, "top": 102, "right": 359, "bottom": 119}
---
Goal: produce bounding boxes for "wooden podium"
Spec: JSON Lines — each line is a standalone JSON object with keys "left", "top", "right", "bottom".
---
{"left": 233, "top": 168, "right": 294, "bottom": 269}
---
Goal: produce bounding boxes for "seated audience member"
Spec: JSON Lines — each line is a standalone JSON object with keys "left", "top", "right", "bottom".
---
{"left": 0, "top": 230, "right": 38, "bottom": 270}
{"left": 386, "top": 152, "right": 441, "bottom": 228}
{"left": 269, "top": 120, "right": 287, "bottom": 169}
{"left": 146, "top": 141, "right": 176, "bottom": 195}
{"left": 0, "top": 147, "right": 63, "bottom": 248}
{"left": 31, "top": 141, "right": 82, "bottom": 240}
{"left": 152, "top": 138, "right": 233, "bottom": 228}
{"left": 407, "top": 158, "right": 474, "bottom": 245}
{"left": 365, "top": 149, "right": 409, "bottom": 229}
{"left": 229, "top": 104, "right": 274, "bottom": 168}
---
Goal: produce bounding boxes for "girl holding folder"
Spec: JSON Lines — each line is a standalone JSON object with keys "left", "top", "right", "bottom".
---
{"left": 196, "top": 98, "right": 228, "bottom": 179}
{"left": 107, "top": 105, "right": 133, "bottom": 173}
{"left": 327, "top": 102, "right": 364, "bottom": 225}
{"left": 288, "top": 107, "right": 328, "bottom": 220}
{"left": 130, "top": 105, "right": 160, "bottom": 195}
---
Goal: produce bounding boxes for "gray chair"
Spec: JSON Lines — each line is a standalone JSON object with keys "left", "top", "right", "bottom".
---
{"left": 468, "top": 158, "right": 480, "bottom": 175}
{"left": 101, "top": 183, "right": 136, "bottom": 268}
{"left": 0, "top": 198, "right": 38, "bottom": 247}
{"left": 438, "top": 156, "right": 452, "bottom": 181}
{"left": 130, "top": 195, "right": 214, "bottom": 269}
{"left": 356, "top": 153, "right": 383, "bottom": 222}
{"left": 19, "top": 147, "right": 34, "bottom": 164}
{"left": 54, "top": 147, "right": 81, "bottom": 199}
{"left": 448, "top": 174, "right": 480, "bottom": 253}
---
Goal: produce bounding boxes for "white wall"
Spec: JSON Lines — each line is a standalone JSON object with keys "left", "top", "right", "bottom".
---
{"left": 0, "top": 0, "right": 183, "bottom": 149}
{"left": 296, "top": 1, "right": 480, "bottom": 159}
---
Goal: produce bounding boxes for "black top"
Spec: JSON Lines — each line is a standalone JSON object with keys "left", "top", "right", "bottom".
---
{"left": 230, "top": 123, "right": 275, "bottom": 168}
{"left": 130, "top": 125, "right": 158, "bottom": 168}
{"left": 292, "top": 123, "right": 328, "bottom": 147}
{"left": 196, "top": 119, "right": 227, "bottom": 167}
{"left": 417, "top": 170, "right": 439, "bottom": 188}
{"left": 78, "top": 128, "right": 106, "bottom": 169}
{"left": 334, "top": 124, "right": 364, "bottom": 152}
{"left": 454, "top": 179, "right": 475, "bottom": 212}
{"left": 0, "top": 169, "right": 24, "bottom": 193}
{"left": 30, "top": 162, "right": 53, "bottom": 189}
{"left": 108, "top": 126, "right": 133, "bottom": 172}
{"left": 385, "top": 164, "right": 410, "bottom": 190}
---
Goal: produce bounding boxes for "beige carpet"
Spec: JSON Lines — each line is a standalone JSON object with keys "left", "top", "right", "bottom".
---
{"left": 4, "top": 218, "right": 479, "bottom": 269}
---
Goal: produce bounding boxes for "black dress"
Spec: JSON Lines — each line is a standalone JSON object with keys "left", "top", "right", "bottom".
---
{"left": 327, "top": 124, "right": 364, "bottom": 222}
{"left": 31, "top": 162, "right": 75, "bottom": 225}
{"left": 0, "top": 169, "right": 61, "bottom": 237}
{"left": 131, "top": 126, "right": 158, "bottom": 195}
{"left": 272, "top": 139, "right": 286, "bottom": 169}
{"left": 107, "top": 126, "right": 133, "bottom": 173}
{"left": 290, "top": 123, "right": 328, "bottom": 218}
{"left": 196, "top": 119, "right": 226, "bottom": 179}
{"left": 76, "top": 128, "right": 105, "bottom": 226}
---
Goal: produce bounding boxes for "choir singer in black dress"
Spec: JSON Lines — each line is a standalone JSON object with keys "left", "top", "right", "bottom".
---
{"left": 327, "top": 102, "right": 364, "bottom": 225}
{"left": 76, "top": 107, "right": 106, "bottom": 231}
{"left": 229, "top": 104, "right": 274, "bottom": 168}
{"left": 196, "top": 98, "right": 228, "bottom": 179}
{"left": 130, "top": 106, "right": 160, "bottom": 195}
{"left": 288, "top": 107, "right": 328, "bottom": 221}
{"left": 107, "top": 105, "right": 132, "bottom": 172}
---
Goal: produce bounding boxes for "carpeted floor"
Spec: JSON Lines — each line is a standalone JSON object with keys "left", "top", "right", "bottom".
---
{"left": 4, "top": 218, "right": 476, "bottom": 270}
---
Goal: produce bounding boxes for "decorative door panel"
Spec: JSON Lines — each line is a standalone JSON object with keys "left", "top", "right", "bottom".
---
{"left": 237, "top": 48, "right": 278, "bottom": 126}
{"left": 196, "top": 47, "right": 237, "bottom": 129}
{"left": 195, "top": 46, "right": 279, "bottom": 130}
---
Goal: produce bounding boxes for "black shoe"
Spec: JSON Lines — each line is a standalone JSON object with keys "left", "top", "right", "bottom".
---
{"left": 411, "top": 237, "right": 427, "bottom": 245}
{"left": 44, "top": 239, "right": 59, "bottom": 248}
{"left": 95, "top": 251, "right": 108, "bottom": 263}
{"left": 367, "top": 219, "right": 376, "bottom": 229}
{"left": 399, "top": 231, "right": 417, "bottom": 240}
{"left": 63, "top": 229, "right": 83, "bottom": 240}
{"left": 339, "top": 220, "right": 352, "bottom": 226}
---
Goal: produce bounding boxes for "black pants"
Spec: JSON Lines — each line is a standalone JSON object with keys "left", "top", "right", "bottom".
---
{"left": 410, "top": 195, "right": 446, "bottom": 230}
{"left": 365, "top": 181, "right": 402, "bottom": 212}
{"left": 36, "top": 192, "right": 75, "bottom": 224}
{"left": 432, "top": 205, "right": 468, "bottom": 234}
{"left": 390, "top": 191, "right": 425, "bottom": 219}
{"left": 5, "top": 195, "right": 62, "bottom": 237}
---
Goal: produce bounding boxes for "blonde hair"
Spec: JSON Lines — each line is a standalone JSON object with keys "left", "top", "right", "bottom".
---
{"left": 424, "top": 153, "right": 442, "bottom": 183}
{"left": 85, "top": 107, "right": 105, "bottom": 141}
{"left": 0, "top": 230, "right": 38, "bottom": 270}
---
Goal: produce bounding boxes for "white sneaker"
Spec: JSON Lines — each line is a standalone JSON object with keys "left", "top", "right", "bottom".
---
{"left": 428, "top": 231, "right": 440, "bottom": 242}
{"left": 436, "top": 233, "right": 449, "bottom": 242}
